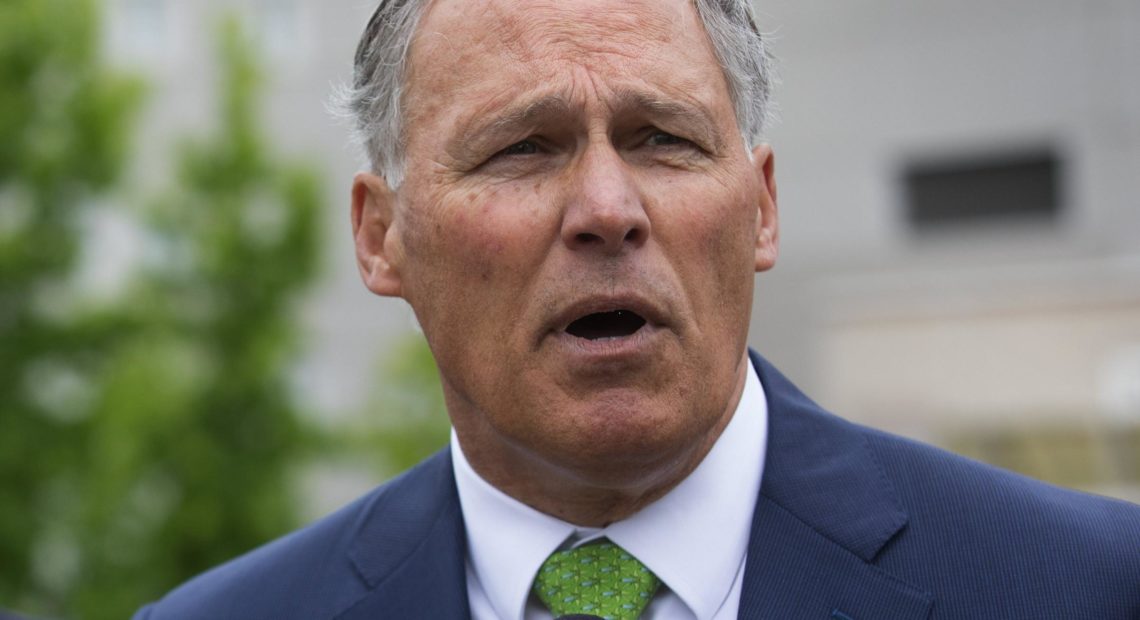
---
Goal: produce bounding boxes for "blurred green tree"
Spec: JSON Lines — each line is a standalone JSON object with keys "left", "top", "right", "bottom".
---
{"left": 0, "top": 0, "right": 145, "bottom": 613}
{"left": 333, "top": 333, "right": 451, "bottom": 480}
{"left": 0, "top": 3, "right": 322, "bottom": 618}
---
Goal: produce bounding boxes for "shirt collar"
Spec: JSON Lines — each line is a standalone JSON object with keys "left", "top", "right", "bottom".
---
{"left": 452, "top": 357, "right": 768, "bottom": 619}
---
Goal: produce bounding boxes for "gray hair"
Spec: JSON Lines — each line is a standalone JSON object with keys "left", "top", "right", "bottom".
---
{"left": 334, "top": 0, "right": 774, "bottom": 187}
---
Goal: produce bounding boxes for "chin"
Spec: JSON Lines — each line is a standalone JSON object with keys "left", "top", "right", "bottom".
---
{"left": 535, "top": 397, "right": 713, "bottom": 484}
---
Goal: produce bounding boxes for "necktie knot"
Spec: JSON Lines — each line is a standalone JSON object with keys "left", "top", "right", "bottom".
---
{"left": 532, "top": 541, "right": 661, "bottom": 620}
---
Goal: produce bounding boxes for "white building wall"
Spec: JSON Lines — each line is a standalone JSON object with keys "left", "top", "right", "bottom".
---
{"left": 749, "top": 1, "right": 1140, "bottom": 498}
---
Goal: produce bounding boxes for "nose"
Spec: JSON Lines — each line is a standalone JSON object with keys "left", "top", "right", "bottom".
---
{"left": 560, "top": 144, "right": 650, "bottom": 254}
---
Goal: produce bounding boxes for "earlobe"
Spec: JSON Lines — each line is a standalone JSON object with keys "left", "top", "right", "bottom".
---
{"left": 750, "top": 144, "right": 779, "bottom": 273}
{"left": 351, "top": 172, "right": 404, "bottom": 297}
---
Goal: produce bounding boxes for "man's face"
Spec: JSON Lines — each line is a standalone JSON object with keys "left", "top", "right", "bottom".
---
{"left": 354, "top": 0, "right": 777, "bottom": 497}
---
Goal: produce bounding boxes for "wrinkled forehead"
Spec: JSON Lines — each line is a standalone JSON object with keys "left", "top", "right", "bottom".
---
{"left": 400, "top": 0, "right": 728, "bottom": 127}
{"left": 424, "top": 0, "right": 691, "bottom": 50}
{"left": 407, "top": 0, "right": 715, "bottom": 88}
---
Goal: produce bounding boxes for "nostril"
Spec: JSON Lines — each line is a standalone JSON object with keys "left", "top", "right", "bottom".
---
{"left": 575, "top": 232, "right": 604, "bottom": 245}
{"left": 569, "top": 228, "right": 645, "bottom": 249}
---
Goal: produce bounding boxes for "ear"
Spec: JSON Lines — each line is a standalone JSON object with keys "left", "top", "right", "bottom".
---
{"left": 750, "top": 144, "right": 779, "bottom": 273}
{"left": 351, "top": 172, "right": 404, "bottom": 297}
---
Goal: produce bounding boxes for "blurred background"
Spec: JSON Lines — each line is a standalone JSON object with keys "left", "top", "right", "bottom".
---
{"left": 1, "top": 0, "right": 1137, "bottom": 617}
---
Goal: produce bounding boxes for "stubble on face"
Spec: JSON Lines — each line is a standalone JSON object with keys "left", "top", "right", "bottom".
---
{"left": 384, "top": 0, "right": 768, "bottom": 525}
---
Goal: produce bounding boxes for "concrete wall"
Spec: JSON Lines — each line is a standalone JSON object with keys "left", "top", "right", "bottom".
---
{"left": 749, "top": 0, "right": 1140, "bottom": 497}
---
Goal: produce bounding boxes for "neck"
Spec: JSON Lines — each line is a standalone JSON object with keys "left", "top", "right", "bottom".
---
{"left": 453, "top": 361, "right": 748, "bottom": 527}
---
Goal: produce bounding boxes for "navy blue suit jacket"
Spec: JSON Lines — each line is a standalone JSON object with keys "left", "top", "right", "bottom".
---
{"left": 136, "top": 352, "right": 1140, "bottom": 619}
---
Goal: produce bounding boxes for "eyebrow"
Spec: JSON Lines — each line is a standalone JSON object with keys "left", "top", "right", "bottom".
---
{"left": 451, "top": 88, "right": 725, "bottom": 159}
{"left": 475, "top": 96, "right": 572, "bottom": 144}
{"left": 608, "top": 88, "right": 725, "bottom": 151}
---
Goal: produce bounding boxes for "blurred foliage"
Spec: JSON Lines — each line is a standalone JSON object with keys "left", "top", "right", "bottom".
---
{"left": 0, "top": 2, "right": 322, "bottom": 618}
{"left": 0, "top": 0, "right": 145, "bottom": 613}
{"left": 331, "top": 333, "right": 451, "bottom": 480}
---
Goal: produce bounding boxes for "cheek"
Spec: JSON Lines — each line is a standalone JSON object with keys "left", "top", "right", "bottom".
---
{"left": 405, "top": 186, "right": 556, "bottom": 404}
{"left": 660, "top": 179, "right": 756, "bottom": 267}
{"left": 466, "top": 189, "right": 551, "bottom": 281}
{"left": 711, "top": 207, "right": 758, "bottom": 276}
{"left": 653, "top": 177, "right": 758, "bottom": 327}
{"left": 406, "top": 186, "right": 552, "bottom": 299}
{"left": 705, "top": 170, "right": 760, "bottom": 270}
{"left": 457, "top": 203, "right": 509, "bottom": 283}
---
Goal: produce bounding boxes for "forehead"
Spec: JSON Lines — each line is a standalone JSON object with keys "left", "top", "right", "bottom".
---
{"left": 417, "top": 0, "right": 690, "bottom": 57}
{"left": 414, "top": 0, "right": 702, "bottom": 57}
{"left": 402, "top": 0, "right": 730, "bottom": 131}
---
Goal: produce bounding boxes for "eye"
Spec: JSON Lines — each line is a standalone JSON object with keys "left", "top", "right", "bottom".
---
{"left": 645, "top": 131, "right": 689, "bottom": 147}
{"left": 497, "top": 140, "right": 539, "bottom": 157}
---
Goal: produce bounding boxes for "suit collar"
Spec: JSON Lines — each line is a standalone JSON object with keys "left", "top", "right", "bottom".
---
{"left": 335, "top": 449, "right": 470, "bottom": 619}
{"left": 750, "top": 351, "right": 908, "bottom": 562}
{"left": 333, "top": 353, "right": 933, "bottom": 619}
{"left": 741, "top": 351, "right": 932, "bottom": 618}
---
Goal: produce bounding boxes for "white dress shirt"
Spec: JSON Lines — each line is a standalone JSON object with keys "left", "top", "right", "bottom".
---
{"left": 452, "top": 359, "right": 768, "bottom": 620}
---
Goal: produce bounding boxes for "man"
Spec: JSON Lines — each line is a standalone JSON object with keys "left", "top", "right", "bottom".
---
{"left": 136, "top": 0, "right": 1140, "bottom": 618}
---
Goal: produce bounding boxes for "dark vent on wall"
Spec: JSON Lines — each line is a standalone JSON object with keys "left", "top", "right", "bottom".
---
{"left": 903, "top": 149, "right": 1062, "bottom": 229}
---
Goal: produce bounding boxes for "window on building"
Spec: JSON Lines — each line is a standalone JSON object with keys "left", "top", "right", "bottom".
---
{"left": 903, "top": 148, "right": 1063, "bottom": 230}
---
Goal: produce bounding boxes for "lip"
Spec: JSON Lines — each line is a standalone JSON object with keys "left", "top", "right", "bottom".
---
{"left": 550, "top": 320, "right": 661, "bottom": 358}
{"left": 550, "top": 293, "right": 668, "bottom": 334}
{"left": 543, "top": 292, "right": 669, "bottom": 364}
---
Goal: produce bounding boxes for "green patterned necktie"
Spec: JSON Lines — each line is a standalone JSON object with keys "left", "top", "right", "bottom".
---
{"left": 532, "top": 541, "right": 662, "bottom": 620}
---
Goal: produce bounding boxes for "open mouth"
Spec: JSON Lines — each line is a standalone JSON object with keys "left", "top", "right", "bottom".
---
{"left": 565, "top": 309, "right": 647, "bottom": 340}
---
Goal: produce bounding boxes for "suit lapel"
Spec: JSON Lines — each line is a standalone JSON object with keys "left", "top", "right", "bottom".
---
{"left": 329, "top": 354, "right": 935, "bottom": 620}
{"left": 739, "top": 352, "right": 933, "bottom": 619}
{"left": 335, "top": 449, "right": 471, "bottom": 620}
